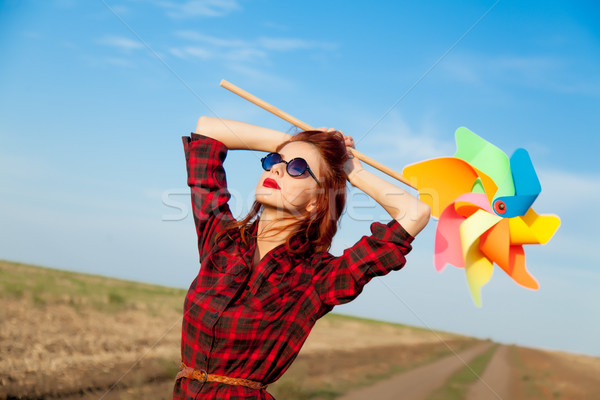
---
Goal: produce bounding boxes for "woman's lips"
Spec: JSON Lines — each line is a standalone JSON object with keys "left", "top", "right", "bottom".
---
{"left": 263, "top": 178, "right": 281, "bottom": 190}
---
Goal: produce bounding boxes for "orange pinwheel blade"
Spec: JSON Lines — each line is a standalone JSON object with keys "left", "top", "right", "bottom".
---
{"left": 508, "top": 245, "right": 539, "bottom": 289}
{"left": 403, "top": 157, "right": 480, "bottom": 218}
{"left": 480, "top": 220, "right": 539, "bottom": 289}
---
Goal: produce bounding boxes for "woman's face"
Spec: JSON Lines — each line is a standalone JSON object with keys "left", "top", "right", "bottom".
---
{"left": 255, "top": 141, "right": 323, "bottom": 218}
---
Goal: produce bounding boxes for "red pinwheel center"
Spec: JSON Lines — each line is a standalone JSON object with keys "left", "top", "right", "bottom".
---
{"left": 494, "top": 200, "right": 507, "bottom": 215}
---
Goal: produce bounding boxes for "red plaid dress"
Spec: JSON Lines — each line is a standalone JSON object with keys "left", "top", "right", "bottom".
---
{"left": 174, "top": 134, "right": 414, "bottom": 399}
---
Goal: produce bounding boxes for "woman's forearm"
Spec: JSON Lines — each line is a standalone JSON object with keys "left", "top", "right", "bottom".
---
{"left": 348, "top": 168, "right": 431, "bottom": 236}
{"left": 195, "top": 116, "right": 291, "bottom": 152}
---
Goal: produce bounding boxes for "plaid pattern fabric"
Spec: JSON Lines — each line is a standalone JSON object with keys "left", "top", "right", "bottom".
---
{"left": 174, "top": 134, "right": 414, "bottom": 399}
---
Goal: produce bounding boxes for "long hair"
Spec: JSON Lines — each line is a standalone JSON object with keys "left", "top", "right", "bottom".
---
{"left": 219, "top": 130, "right": 349, "bottom": 254}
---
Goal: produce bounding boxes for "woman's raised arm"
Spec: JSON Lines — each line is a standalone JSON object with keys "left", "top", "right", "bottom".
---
{"left": 195, "top": 116, "right": 291, "bottom": 152}
{"left": 343, "top": 135, "right": 431, "bottom": 237}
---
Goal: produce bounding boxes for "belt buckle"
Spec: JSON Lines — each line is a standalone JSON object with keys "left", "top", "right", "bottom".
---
{"left": 199, "top": 369, "right": 208, "bottom": 385}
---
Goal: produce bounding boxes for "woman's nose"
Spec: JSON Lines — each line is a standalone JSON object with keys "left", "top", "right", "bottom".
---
{"left": 271, "top": 162, "right": 285, "bottom": 176}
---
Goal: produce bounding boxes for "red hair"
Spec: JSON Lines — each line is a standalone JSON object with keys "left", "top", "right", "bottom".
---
{"left": 219, "top": 130, "right": 348, "bottom": 254}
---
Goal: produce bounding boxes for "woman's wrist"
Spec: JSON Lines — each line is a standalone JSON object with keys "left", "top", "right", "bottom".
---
{"left": 346, "top": 167, "right": 367, "bottom": 186}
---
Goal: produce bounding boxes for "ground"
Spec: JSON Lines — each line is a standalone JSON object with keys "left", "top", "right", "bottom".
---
{"left": 1, "top": 260, "right": 599, "bottom": 400}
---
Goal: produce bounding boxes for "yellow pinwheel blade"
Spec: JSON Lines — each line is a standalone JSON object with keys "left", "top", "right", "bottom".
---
{"left": 509, "top": 208, "right": 561, "bottom": 245}
{"left": 460, "top": 209, "right": 503, "bottom": 261}
{"left": 465, "top": 244, "right": 494, "bottom": 307}
{"left": 459, "top": 209, "right": 502, "bottom": 307}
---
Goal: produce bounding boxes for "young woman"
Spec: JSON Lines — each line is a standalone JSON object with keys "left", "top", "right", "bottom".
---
{"left": 173, "top": 116, "right": 431, "bottom": 399}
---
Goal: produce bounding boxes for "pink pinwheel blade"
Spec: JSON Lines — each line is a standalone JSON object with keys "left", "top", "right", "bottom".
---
{"left": 435, "top": 204, "right": 465, "bottom": 271}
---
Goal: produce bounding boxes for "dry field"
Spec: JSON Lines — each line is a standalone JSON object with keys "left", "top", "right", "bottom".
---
{"left": 1, "top": 260, "right": 599, "bottom": 400}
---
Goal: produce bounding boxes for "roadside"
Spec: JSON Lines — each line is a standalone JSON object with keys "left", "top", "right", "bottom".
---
{"left": 336, "top": 342, "right": 494, "bottom": 400}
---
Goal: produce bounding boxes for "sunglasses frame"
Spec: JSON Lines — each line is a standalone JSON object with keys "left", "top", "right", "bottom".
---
{"left": 261, "top": 152, "right": 320, "bottom": 185}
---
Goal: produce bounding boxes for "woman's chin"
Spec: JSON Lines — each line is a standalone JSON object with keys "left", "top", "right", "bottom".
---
{"left": 254, "top": 197, "right": 304, "bottom": 219}
{"left": 254, "top": 191, "right": 275, "bottom": 206}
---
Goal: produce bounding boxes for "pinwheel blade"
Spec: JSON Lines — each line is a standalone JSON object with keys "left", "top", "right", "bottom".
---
{"left": 402, "top": 157, "right": 480, "bottom": 218}
{"left": 493, "top": 148, "right": 542, "bottom": 218}
{"left": 460, "top": 209, "right": 502, "bottom": 306}
{"left": 435, "top": 204, "right": 465, "bottom": 271}
{"left": 507, "top": 245, "right": 539, "bottom": 289}
{"left": 465, "top": 246, "right": 494, "bottom": 307}
{"left": 480, "top": 220, "right": 539, "bottom": 289}
{"left": 509, "top": 208, "right": 561, "bottom": 245}
{"left": 454, "top": 127, "right": 513, "bottom": 197}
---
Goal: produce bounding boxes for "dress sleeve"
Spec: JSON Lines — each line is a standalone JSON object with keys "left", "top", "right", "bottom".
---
{"left": 312, "top": 220, "right": 414, "bottom": 306}
{"left": 183, "top": 133, "right": 234, "bottom": 263}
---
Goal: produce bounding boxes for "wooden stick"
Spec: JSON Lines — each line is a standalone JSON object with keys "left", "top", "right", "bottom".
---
{"left": 219, "top": 79, "right": 417, "bottom": 189}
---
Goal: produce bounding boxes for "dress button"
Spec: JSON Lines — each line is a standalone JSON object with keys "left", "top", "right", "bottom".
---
{"left": 246, "top": 285, "right": 250, "bottom": 291}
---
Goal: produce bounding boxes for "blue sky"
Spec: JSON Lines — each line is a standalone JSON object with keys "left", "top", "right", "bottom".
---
{"left": 1, "top": 1, "right": 599, "bottom": 356}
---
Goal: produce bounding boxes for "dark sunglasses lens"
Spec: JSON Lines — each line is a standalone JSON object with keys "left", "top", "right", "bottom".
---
{"left": 262, "top": 153, "right": 281, "bottom": 170}
{"left": 287, "top": 158, "right": 309, "bottom": 176}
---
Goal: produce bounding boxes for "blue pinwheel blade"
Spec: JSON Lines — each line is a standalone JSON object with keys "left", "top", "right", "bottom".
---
{"left": 493, "top": 148, "right": 541, "bottom": 218}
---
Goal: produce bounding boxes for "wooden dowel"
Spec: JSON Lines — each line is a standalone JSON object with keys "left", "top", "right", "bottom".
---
{"left": 220, "top": 80, "right": 313, "bottom": 131}
{"left": 219, "top": 79, "right": 417, "bottom": 189}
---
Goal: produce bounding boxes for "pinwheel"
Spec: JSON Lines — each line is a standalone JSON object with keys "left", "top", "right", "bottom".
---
{"left": 219, "top": 80, "right": 561, "bottom": 306}
{"left": 402, "top": 127, "right": 560, "bottom": 306}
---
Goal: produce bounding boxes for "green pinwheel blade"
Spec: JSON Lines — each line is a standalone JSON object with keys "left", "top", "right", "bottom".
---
{"left": 454, "top": 127, "right": 514, "bottom": 198}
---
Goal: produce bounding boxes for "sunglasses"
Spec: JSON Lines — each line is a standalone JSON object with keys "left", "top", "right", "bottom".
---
{"left": 261, "top": 152, "right": 320, "bottom": 185}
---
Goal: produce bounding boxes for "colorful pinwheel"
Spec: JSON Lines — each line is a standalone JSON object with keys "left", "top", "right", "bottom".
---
{"left": 403, "top": 127, "right": 561, "bottom": 306}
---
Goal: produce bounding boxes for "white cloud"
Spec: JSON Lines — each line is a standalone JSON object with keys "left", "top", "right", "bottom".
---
{"left": 226, "top": 64, "right": 294, "bottom": 90}
{"left": 170, "top": 31, "right": 337, "bottom": 64}
{"left": 168, "top": 45, "right": 268, "bottom": 63}
{"left": 98, "top": 35, "right": 144, "bottom": 52}
{"left": 103, "top": 57, "right": 136, "bottom": 68}
{"left": 174, "top": 46, "right": 214, "bottom": 60}
{"left": 225, "top": 47, "right": 268, "bottom": 63}
{"left": 536, "top": 168, "right": 600, "bottom": 215}
{"left": 442, "top": 52, "right": 563, "bottom": 85}
{"left": 175, "top": 31, "right": 247, "bottom": 47}
{"left": 257, "top": 37, "right": 336, "bottom": 52}
{"left": 441, "top": 51, "right": 599, "bottom": 97}
{"left": 107, "top": 4, "right": 131, "bottom": 16}
{"left": 156, "top": 0, "right": 241, "bottom": 18}
{"left": 356, "top": 111, "right": 455, "bottom": 167}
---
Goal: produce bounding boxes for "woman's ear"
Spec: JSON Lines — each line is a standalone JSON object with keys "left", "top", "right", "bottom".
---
{"left": 305, "top": 199, "right": 318, "bottom": 214}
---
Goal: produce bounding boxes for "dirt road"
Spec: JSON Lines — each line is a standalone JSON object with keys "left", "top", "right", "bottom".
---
{"left": 336, "top": 342, "right": 493, "bottom": 400}
{"left": 466, "top": 345, "right": 511, "bottom": 400}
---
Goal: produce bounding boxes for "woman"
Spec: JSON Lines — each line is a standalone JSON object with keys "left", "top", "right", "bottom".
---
{"left": 174, "top": 116, "right": 431, "bottom": 399}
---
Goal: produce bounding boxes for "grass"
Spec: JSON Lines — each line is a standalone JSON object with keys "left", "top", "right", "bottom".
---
{"left": 324, "top": 312, "right": 458, "bottom": 336}
{"left": 425, "top": 343, "right": 498, "bottom": 400}
{"left": 0, "top": 259, "right": 186, "bottom": 314}
{"left": 509, "top": 345, "right": 562, "bottom": 399}
{"left": 1, "top": 259, "right": 485, "bottom": 399}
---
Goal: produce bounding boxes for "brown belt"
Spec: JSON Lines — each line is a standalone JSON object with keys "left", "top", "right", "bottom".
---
{"left": 176, "top": 362, "right": 267, "bottom": 390}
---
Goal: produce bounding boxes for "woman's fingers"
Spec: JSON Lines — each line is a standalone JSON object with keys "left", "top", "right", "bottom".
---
{"left": 343, "top": 135, "right": 355, "bottom": 148}
{"left": 316, "top": 127, "right": 338, "bottom": 133}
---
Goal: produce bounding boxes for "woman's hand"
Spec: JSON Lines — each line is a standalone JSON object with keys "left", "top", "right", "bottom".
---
{"left": 315, "top": 127, "right": 363, "bottom": 181}
{"left": 341, "top": 134, "right": 364, "bottom": 183}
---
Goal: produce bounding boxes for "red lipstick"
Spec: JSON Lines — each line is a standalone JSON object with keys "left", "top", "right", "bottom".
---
{"left": 263, "top": 178, "right": 280, "bottom": 190}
